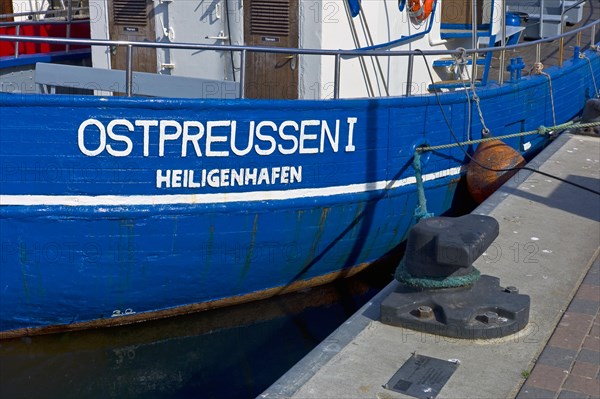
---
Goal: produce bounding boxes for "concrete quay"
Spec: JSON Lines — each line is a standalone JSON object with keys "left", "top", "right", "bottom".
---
{"left": 260, "top": 132, "right": 600, "bottom": 399}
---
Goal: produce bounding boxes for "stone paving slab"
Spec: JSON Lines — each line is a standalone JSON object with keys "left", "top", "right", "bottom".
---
{"left": 517, "top": 257, "right": 600, "bottom": 399}
{"left": 260, "top": 134, "right": 600, "bottom": 399}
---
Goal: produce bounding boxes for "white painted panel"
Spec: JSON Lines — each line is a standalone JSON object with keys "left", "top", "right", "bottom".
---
{"left": 154, "top": 0, "right": 238, "bottom": 81}
{"left": 89, "top": 0, "right": 111, "bottom": 71}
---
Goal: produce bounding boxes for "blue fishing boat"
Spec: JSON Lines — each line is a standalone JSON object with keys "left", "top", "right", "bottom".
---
{"left": 0, "top": 0, "right": 598, "bottom": 337}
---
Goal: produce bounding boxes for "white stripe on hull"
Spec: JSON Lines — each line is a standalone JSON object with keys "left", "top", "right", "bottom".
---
{"left": 0, "top": 167, "right": 462, "bottom": 206}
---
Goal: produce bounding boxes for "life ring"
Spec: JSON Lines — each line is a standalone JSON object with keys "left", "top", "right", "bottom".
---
{"left": 409, "top": 0, "right": 435, "bottom": 21}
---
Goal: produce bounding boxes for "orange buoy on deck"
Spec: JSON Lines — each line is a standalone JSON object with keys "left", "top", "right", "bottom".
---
{"left": 466, "top": 140, "right": 526, "bottom": 203}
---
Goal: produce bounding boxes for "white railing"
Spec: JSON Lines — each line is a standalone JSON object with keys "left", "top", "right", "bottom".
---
{"left": 0, "top": 18, "right": 598, "bottom": 98}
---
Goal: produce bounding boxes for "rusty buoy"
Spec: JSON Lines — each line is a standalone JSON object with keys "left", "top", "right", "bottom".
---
{"left": 466, "top": 140, "right": 525, "bottom": 203}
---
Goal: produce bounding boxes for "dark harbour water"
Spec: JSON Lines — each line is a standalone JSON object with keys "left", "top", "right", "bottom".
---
{"left": 0, "top": 250, "right": 402, "bottom": 399}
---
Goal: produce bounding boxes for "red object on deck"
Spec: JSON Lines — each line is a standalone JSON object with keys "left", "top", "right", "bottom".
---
{"left": 0, "top": 20, "right": 90, "bottom": 57}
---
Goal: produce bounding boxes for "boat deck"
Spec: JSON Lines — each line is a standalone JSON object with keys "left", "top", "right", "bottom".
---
{"left": 260, "top": 131, "right": 600, "bottom": 398}
{"left": 486, "top": 1, "right": 599, "bottom": 84}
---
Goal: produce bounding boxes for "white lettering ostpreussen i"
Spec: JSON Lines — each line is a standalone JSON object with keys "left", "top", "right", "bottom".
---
{"left": 78, "top": 118, "right": 358, "bottom": 158}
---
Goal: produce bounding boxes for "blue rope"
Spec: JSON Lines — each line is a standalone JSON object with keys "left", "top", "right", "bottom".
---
{"left": 413, "top": 151, "right": 434, "bottom": 221}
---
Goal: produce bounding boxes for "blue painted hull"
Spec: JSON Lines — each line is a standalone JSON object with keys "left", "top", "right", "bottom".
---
{"left": 1, "top": 50, "right": 598, "bottom": 335}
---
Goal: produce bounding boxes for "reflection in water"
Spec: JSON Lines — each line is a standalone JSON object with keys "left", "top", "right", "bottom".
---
{"left": 0, "top": 251, "right": 400, "bottom": 399}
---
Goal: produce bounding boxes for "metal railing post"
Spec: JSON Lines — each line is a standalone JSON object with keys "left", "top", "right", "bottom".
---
{"left": 0, "top": 16, "right": 598, "bottom": 98}
{"left": 471, "top": 0, "right": 478, "bottom": 85}
{"left": 559, "top": 37, "right": 564, "bottom": 67}
{"left": 558, "top": 0, "right": 586, "bottom": 67}
{"left": 334, "top": 53, "right": 341, "bottom": 99}
{"left": 405, "top": 53, "right": 414, "bottom": 96}
{"left": 66, "top": 0, "right": 72, "bottom": 52}
{"left": 126, "top": 45, "right": 133, "bottom": 96}
{"left": 559, "top": 6, "right": 566, "bottom": 67}
{"left": 540, "top": 0, "right": 545, "bottom": 39}
{"left": 239, "top": 49, "right": 246, "bottom": 99}
{"left": 14, "top": 24, "right": 19, "bottom": 58}
{"left": 499, "top": 3, "right": 506, "bottom": 85}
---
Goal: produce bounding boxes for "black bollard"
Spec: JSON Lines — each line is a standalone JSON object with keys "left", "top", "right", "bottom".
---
{"left": 381, "top": 214, "right": 530, "bottom": 339}
{"left": 578, "top": 98, "right": 600, "bottom": 136}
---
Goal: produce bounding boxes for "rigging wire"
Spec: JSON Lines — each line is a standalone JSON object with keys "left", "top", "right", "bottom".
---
{"left": 224, "top": 0, "right": 236, "bottom": 82}
{"left": 416, "top": 50, "right": 600, "bottom": 196}
{"left": 342, "top": 0, "right": 375, "bottom": 97}
{"left": 358, "top": 4, "right": 390, "bottom": 96}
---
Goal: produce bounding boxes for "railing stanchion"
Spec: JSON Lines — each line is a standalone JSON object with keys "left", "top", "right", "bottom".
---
{"left": 334, "top": 53, "right": 341, "bottom": 99}
{"left": 66, "top": 0, "right": 72, "bottom": 53}
{"left": 406, "top": 53, "right": 414, "bottom": 96}
{"left": 0, "top": 17, "right": 598, "bottom": 97}
{"left": 559, "top": 10, "right": 566, "bottom": 68}
{"left": 557, "top": 0, "right": 587, "bottom": 67}
{"left": 471, "top": 0, "right": 478, "bottom": 85}
{"left": 14, "top": 24, "right": 20, "bottom": 58}
{"left": 559, "top": 37, "right": 564, "bottom": 67}
{"left": 540, "top": 0, "right": 545, "bottom": 39}
{"left": 499, "top": 48, "right": 506, "bottom": 85}
{"left": 126, "top": 45, "right": 133, "bottom": 97}
{"left": 240, "top": 49, "right": 246, "bottom": 99}
{"left": 499, "top": 5, "right": 506, "bottom": 85}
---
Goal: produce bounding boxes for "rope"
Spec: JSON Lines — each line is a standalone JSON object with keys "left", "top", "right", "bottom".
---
{"left": 471, "top": 91, "right": 490, "bottom": 135}
{"left": 395, "top": 259, "right": 482, "bottom": 288}
{"left": 472, "top": 91, "right": 489, "bottom": 133}
{"left": 463, "top": 65, "right": 491, "bottom": 136}
{"left": 416, "top": 121, "right": 600, "bottom": 153}
{"left": 580, "top": 53, "right": 600, "bottom": 98}
{"left": 412, "top": 151, "right": 434, "bottom": 221}
{"left": 455, "top": 48, "right": 473, "bottom": 141}
{"left": 454, "top": 47, "right": 490, "bottom": 140}
{"left": 533, "top": 62, "right": 557, "bottom": 127}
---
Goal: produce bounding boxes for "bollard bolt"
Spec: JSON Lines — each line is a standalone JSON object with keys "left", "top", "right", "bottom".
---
{"left": 481, "top": 311, "right": 499, "bottom": 324}
{"left": 414, "top": 305, "right": 434, "bottom": 319}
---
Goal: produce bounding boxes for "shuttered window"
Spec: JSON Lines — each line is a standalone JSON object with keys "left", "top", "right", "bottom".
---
{"left": 112, "top": 0, "right": 147, "bottom": 26}
{"left": 250, "top": 0, "right": 289, "bottom": 36}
